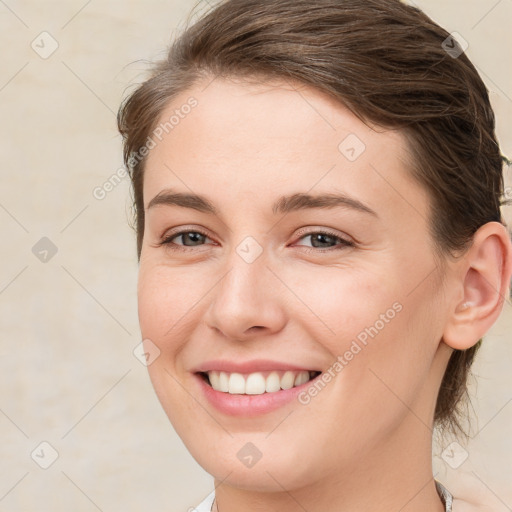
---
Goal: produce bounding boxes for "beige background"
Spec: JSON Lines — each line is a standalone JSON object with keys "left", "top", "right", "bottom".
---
{"left": 0, "top": 1, "right": 510, "bottom": 511}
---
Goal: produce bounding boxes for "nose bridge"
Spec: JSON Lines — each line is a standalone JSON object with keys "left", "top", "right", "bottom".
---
{"left": 216, "top": 238, "right": 269, "bottom": 318}
{"left": 205, "top": 235, "right": 286, "bottom": 338}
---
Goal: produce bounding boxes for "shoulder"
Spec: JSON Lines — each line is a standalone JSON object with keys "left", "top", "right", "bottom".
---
{"left": 445, "top": 471, "right": 504, "bottom": 512}
{"left": 452, "top": 497, "right": 495, "bottom": 512}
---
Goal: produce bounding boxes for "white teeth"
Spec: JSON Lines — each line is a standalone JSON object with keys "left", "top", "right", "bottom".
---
{"left": 245, "top": 373, "right": 266, "bottom": 395}
{"left": 209, "top": 370, "right": 220, "bottom": 390}
{"left": 218, "top": 371, "right": 229, "bottom": 392}
{"left": 228, "top": 373, "right": 245, "bottom": 394}
{"left": 280, "top": 371, "right": 295, "bottom": 390}
{"left": 206, "top": 370, "right": 315, "bottom": 395}
{"left": 265, "top": 372, "right": 281, "bottom": 393}
{"left": 294, "top": 371, "right": 310, "bottom": 386}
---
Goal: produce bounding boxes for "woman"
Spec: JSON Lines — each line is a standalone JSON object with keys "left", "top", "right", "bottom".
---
{"left": 117, "top": 1, "right": 512, "bottom": 510}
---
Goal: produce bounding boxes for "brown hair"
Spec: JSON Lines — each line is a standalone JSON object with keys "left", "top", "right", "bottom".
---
{"left": 117, "top": 0, "right": 509, "bottom": 439}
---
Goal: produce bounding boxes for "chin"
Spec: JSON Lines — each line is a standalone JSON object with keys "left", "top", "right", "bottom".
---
{"left": 185, "top": 433, "right": 318, "bottom": 493}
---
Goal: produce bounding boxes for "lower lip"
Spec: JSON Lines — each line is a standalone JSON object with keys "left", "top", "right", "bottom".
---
{"left": 194, "top": 373, "right": 321, "bottom": 416}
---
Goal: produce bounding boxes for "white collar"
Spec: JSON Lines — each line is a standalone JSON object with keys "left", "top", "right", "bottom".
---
{"left": 435, "top": 480, "right": 454, "bottom": 511}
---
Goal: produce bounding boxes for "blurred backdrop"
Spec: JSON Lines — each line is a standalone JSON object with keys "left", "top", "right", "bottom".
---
{"left": 0, "top": 1, "right": 511, "bottom": 510}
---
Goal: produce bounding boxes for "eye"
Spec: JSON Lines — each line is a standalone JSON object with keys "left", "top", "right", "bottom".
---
{"left": 158, "top": 229, "right": 214, "bottom": 252}
{"left": 157, "top": 228, "right": 354, "bottom": 253}
{"left": 294, "top": 229, "right": 355, "bottom": 252}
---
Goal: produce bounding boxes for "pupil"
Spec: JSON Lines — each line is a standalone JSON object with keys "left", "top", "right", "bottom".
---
{"left": 313, "top": 233, "right": 333, "bottom": 248}
{"left": 185, "top": 232, "right": 203, "bottom": 245}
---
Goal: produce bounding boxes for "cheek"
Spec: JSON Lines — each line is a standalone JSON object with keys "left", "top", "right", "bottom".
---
{"left": 137, "top": 262, "right": 206, "bottom": 341}
{"left": 136, "top": 265, "right": 203, "bottom": 427}
{"left": 329, "top": 295, "right": 439, "bottom": 440}
{"left": 304, "top": 265, "right": 438, "bottom": 431}
{"left": 284, "top": 262, "right": 400, "bottom": 343}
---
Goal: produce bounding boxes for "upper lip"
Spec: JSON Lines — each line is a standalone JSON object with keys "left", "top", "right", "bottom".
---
{"left": 192, "top": 359, "right": 321, "bottom": 374}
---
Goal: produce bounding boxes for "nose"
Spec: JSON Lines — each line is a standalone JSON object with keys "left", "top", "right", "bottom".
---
{"left": 203, "top": 246, "right": 287, "bottom": 341}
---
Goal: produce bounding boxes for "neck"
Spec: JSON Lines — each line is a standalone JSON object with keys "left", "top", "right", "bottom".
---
{"left": 211, "top": 415, "right": 445, "bottom": 512}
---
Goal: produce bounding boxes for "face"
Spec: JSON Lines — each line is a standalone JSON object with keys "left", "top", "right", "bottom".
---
{"left": 138, "top": 76, "right": 452, "bottom": 492}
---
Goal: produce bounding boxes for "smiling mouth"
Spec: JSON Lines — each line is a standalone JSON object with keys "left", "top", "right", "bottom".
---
{"left": 198, "top": 370, "right": 322, "bottom": 395}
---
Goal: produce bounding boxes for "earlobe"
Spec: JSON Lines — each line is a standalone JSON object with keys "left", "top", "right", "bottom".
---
{"left": 442, "top": 222, "right": 512, "bottom": 351}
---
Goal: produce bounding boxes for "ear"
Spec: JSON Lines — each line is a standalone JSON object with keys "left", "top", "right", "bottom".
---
{"left": 442, "top": 221, "right": 512, "bottom": 350}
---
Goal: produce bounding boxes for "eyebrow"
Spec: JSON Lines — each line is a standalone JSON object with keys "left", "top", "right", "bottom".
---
{"left": 147, "top": 189, "right": 378, "bottom": 217}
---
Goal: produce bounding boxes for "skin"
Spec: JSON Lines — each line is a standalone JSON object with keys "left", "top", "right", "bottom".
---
{"left": 137, "top": 76, "right": 512, "bottom": 512}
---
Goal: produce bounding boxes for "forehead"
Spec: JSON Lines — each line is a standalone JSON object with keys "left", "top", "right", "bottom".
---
{"left": 143, "top": 76, "right": 430, "bottom": 227}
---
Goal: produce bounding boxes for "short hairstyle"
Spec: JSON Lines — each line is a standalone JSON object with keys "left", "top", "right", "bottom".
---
{"left": 117, "top": 0, "right": 510, "bottom": 439}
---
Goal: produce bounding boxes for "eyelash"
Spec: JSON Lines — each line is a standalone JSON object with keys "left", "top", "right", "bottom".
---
{"left": 157, "top": 228, "right": 355, "bottom": 253}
